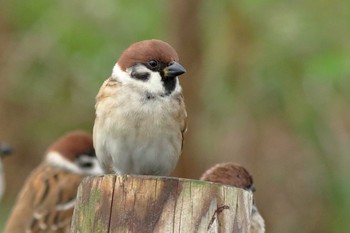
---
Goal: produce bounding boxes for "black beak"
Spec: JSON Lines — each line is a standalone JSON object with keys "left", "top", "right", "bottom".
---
{"left": 0, "top": 143, "right": 12, "bottom": 157}
{"left": 163, "top": 62, "right": 186, "bottom": 78}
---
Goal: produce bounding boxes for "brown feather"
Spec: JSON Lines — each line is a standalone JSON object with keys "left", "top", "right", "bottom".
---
{"left": 47, "top": 131, "right": 94, "bottom": 162}
{"left": 200, "top": 163, "right": 265, "bottom": 233}
{"left": 117, "top": 39, "right": 179, "bottom": 71}
{"left": 4, "top": 131, "right": 97, "bottom": 233}
{"left": 4, "top": 164, "right": 82, "bottom": 233}
{"left": 200, "top": 163, "right": 253, "bottom": 190}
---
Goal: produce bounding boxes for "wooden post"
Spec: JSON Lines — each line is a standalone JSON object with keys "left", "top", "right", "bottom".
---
{"left": 71, "top": 175, "right": 253, "bottom": 233}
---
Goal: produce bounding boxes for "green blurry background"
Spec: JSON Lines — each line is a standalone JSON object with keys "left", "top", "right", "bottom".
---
{"left": 1, "top": 1, "right": 350, "bottom": 232}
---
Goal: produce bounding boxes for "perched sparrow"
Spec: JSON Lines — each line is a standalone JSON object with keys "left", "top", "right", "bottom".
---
{"left": 0, "top": 142, "right": 12, "bottom": 201}
{"left": 200, "top": 163, "right": 265, "bottom": 233}
{"left": 4, "top": 131, "right": 104, "bottom": 233}
{"left": 93, "top": 39, "right": 187, "bottom": 175}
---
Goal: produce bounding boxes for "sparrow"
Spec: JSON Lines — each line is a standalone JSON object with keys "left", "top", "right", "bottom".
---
{"left": 4, "top": 131, "right": 104, "bottom": 233}
{"left": 93, "top": 39, "right": 187, "bottom": 176}
{"left": 200, "top": 163, "right": 265, "bottom": 233}
{"left": 0, "top": 142, "right": 12, "bottom": 201}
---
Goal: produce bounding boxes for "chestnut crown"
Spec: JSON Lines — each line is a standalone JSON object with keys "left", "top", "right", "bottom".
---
{"left": 200, "top": 163, "right": 254, "bottom": 191}
{"left": 47, "top": 131, "right": 95, "bottom": 162}
{"left": 117, "top": 39, "right": 179, "bottom": 71}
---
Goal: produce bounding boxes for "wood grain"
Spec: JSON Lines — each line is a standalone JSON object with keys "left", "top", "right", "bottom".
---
{"left": 71, "top": 175, "right": 252, "bottom": 233}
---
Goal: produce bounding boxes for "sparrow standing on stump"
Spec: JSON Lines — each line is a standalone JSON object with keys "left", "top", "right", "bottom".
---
{"left": 0, "top": 142, "right": 12, "bottom": 201}
{"left": 4, "top": 131, "right": 104, "bottom": 233}
{"left": 200, "top": 163, "right": 266, "bottom": 233}
{"left": 93, "top": 39, "right": 187, "bottom": 176}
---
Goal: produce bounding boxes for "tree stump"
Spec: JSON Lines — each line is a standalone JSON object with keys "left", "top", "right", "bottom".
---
{"left": 71, "top": 175, "right": 253, "bottom": 233}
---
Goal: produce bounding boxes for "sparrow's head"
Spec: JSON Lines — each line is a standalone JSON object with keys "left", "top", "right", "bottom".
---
{"left": 200, "top": 163, "right": 255, "bottom": 192}
{"left": 0, "top": 142, "right": 12, "bottom": 158}
{"left": 45, "top": 131, "right": 104, "bottom": 175}
{"left": 112, "top": 39, "right": 186, "bottom": 97}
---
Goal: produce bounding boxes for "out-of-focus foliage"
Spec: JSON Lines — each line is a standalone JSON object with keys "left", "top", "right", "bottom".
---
{"left": 197, "top": 1, "right": 350, "bottom": 233}
{"left": 1, "top": 0, "right": 350, "bottom": 233}
{"left": 1, "top": 0, "right": 165, "bottom": 137}
{"left": 0, "top": 0, "right": 166, "bottom": 229}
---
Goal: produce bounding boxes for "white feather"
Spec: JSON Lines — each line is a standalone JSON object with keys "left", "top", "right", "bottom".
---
{"left": 46, "top": 151, "right": 104, "bottom": 175}
{"left": 56, "top": 199, "right": 76, "bottom": 211}
{"left": 112, "top": 64, "right": 182, "bottom": 96}
{"left": 94, "top": 64, "right": 184, "bottom": 175}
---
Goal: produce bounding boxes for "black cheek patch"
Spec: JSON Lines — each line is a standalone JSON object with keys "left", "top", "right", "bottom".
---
{"left": 131, "top": 70, "right": 150, "bottom": 81}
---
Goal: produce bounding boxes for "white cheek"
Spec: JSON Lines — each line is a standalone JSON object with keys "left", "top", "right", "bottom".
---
{"left": 46, "top": 151, "right": 104, "bottom": 175}
{"left": 112, "top": 64, "right": 166, "bottom": 95}
{"left": 112, "top": 64, "right": 131, "bottom": 85}
{"left": 46, "top": 151, "right": 81, "bottom": 173}
{"left": 173, "top": 78, "right": 182, "bottom": 94}
{"left": 144, "top": 70, "right": 165, "bottom": 94}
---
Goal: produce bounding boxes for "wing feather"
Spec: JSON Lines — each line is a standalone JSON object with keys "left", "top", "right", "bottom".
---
{"left": 4, "top": 163, "right": 83, "bottom": 233}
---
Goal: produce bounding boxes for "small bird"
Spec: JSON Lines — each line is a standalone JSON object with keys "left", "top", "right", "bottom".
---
{"left": 93, "top": 39, "right": 187, "bottom": 176}
{"left": 0, "top": 142, "right": 12, "bottom": 201}
{"left": 200, "top": 163, "right": 265, "bottom": 233}
{"left": 4, "top": 131, "right": 104, "bottom": 233}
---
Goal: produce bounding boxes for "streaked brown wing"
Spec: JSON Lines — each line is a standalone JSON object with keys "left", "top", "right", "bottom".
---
{"left": 4, "top": 163, "right": 83, "bottom": 233}
{"left": 177, "top": 93, "right": 187, "bottom": 152}
{"left": 95, "top": 77, "right": 121, "bottom": 107}
{"left": 29, "top": 165, "right": 83, "bottom": 233}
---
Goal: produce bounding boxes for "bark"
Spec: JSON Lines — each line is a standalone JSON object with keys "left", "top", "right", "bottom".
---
{"left": 71, "top": 175, "right": 252, "bottom": 233}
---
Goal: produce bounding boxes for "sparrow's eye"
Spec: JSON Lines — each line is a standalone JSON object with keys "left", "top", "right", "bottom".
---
{"left": 148, "top": 60, "right": 158, "bottom": 68}
{"left": 80, "top": 161, "right": 94, "bottom": 168}
{"left": 76, "top": 155, "right": 95, "bottom": 169}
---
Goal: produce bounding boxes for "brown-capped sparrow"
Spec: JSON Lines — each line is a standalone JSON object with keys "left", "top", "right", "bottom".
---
{"left": 200, "top": 163, "right": 265, "bottom": 233}
{"left": 4, "top": 131, "right": 104, "bottom": 233}
{"left": 93, "top": 39, "right": 187, "bottom": 176}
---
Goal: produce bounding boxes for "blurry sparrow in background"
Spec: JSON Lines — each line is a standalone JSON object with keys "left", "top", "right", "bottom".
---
{"left": 200, "top": 162, "right": 265, "bottom": 233}
{"left": 4, "top": 131, "right": 104, "bottom": 233}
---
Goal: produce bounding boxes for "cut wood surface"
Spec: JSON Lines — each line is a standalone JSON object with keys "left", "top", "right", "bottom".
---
{"left": 71, "top": 175, "right": 253, "bottom": 233}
